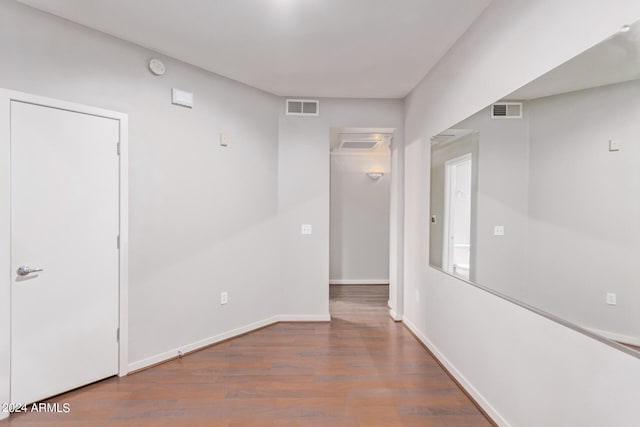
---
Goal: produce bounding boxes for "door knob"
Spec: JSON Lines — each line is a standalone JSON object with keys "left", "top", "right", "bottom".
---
{"left": 17, "top": 266, "right": 44, "bottom": 276}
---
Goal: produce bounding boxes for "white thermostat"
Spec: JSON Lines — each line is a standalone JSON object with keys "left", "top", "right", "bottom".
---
{"left": 148, "top": 58, "right": 165, "bottom": 76}
{"left": 171, "top": 88, "right": 193, "bottom": 108}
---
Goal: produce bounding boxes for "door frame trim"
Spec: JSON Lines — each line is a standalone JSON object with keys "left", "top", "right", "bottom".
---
{"left": 0, "top": 89, "right": 129, "bottom": 411}
{"left": 442, "top": 152, "right": 472, "bottom": 275}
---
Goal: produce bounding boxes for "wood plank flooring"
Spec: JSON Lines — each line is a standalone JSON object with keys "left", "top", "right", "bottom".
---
{"left": 3, "top": 285, "right": 493, "bottom": 426}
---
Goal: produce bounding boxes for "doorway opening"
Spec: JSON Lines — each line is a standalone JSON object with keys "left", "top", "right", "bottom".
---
{"left": 443, "top": 153, "right": 472, "bottom": 280}
{"left": 329, "top": 127, "right": 395, "bottom": 319}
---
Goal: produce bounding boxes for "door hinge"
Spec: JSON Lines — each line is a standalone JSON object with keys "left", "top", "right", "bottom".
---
{"left": 117, "top": 142, "right": 121, "bottom": 156}
{"left": 117, "top": 328, "right": 120, "bottom": 342}
{"left": 117, "top": 235, "right": 120, "bottom": 250}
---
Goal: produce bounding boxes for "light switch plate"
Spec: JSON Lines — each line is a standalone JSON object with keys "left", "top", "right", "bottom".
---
{"left": 220, "top": 133, "right": 228, "bottom": 147}
{"left": 609, "top": 140, "right": 620, "bottom": 152}
{"left": 301, "top": 224, "right": 312, "bottom": 235}
{"left": 494, "top": 225, "right": 505, "bottom": 236}
{"left": 606, "top": 292, "right": 617, "bottom": 306}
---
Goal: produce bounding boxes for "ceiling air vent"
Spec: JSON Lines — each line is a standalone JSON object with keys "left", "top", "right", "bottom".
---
{"left": 339, "top": 140, "right": 381, "bottom": 150}
{"left": 491, "top": 102, "right": 522, "bottom": 119}
{"left": 286, "top": 99, "right": 319, "bottom": 116}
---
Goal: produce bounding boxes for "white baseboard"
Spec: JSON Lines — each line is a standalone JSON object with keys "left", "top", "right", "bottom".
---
{"left": 278, "top": 314, "right": 331, "bottom": 322}
{"left": 585, "top": 327, "right": 640, "bottom": 346}
{"left": 128, "top": 315, "right": 279, "bottom": 372}
{"left": 389, "top": 309, "right": 402, "bottom": 322}
{"left": 128, "top": 314, "right": 331, "bottom": 373}
{"left": 329, "top": 279, "right": 389, "bottom": 285}
{"left": 403, "top": 316, "right": 508, "bottom": 427}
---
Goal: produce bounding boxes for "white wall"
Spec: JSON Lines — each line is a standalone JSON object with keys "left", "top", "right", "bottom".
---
{"left": 388, "top": 133, "right": 405, "bottom": 318}
{"left": 330, "top": 153, "right": 391, "bottom": 283}
{"left": 525, "top": 80, "right": 640, "bottom": 342}
{"left": 278, "top": 98, "right": 403, "bottom": 317}
{"left": 403, "top": 0, "right": 640, "bottom": 425}
{"left": 0, "top": 0, "right": 282, "bottom": 391}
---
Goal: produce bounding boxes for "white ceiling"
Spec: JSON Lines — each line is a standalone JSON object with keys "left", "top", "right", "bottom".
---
{"left": 17, "top": 0, "right": 491, "bottom": 98}
{"left": 507, "top": 20, "right": 640, "bottom": 100}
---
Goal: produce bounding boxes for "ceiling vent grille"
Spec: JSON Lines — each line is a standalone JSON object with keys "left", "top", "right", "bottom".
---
{"left": 339, "top": 140, "right": 381, "bottom": 150}
{"left": 286, "top": 99, "right": 319, "bottom": 116}
{"left": 491, "top": 102, "right": 522, "bottom": 119}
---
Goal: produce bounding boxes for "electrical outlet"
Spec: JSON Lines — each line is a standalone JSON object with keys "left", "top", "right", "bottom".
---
{"left": 301, "top": 224, "right": 312, "bottom": 235}
{"left": 494, "top": 225, "right": 505, "bottom": 236}
{"left": 431, "top": 215, "right": 437, "bottom": 224}
{"left": 220, "top": 291, "right": 228, "bottom": 305}
{"left": 606, "top": 292, "right": 617, "bottom": 306}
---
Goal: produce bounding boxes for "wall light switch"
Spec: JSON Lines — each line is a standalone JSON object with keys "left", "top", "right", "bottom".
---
{"left": 609, "top": 140, "right": 620, "bottom": 152}
{"left": 494, "top": 225, "right": 505, "bottom": 236}
{"left": 220, "top": 291, "right": 228, "bottom": 305}
{"left": 606, "top": 292, "right": 617, "bottom": 306}
{"left": 301, "top": 224, "right": 312, "bottom": 235}
{"left": 220, "top": 133, "right": 228, "bottom": 147}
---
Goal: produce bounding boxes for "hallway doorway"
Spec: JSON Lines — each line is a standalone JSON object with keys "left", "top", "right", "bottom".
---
{"left": 329, "top": 128, "right": 395, "bottom": 314}
{"left": 329, "top": 284, "right": 389, "bottom": 320}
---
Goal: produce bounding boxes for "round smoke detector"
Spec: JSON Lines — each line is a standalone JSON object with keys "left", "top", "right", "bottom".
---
{"left": 148, "top": 58, "right": 165, "bottom": 76}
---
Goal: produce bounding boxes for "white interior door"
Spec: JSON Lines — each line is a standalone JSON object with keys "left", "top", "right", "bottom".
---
{"left": 11, "top": 101, "right": 120, "bottom": 405}
{"left": 443, "top": 154, "right": 472, "bottom": 280}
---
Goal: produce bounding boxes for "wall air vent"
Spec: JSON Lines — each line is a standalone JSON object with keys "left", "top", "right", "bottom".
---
{"left": 491, "top": 102, "right": 523, "bottom": 119}
{"left": 286, "top": 99, "right": 319, "bottom": 116}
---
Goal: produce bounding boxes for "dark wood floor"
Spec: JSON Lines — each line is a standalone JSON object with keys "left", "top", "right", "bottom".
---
{"left": 3, "top": 285, "right": 492, "bottom": 426}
